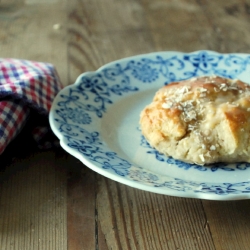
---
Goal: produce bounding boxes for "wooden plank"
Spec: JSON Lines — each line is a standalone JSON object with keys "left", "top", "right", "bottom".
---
{"left": 0, "top": 150, "right": 67, "bottom": 250}
{"left": 203, "top": 200, "right": 250, "bottom": 250}
{"left": 68, "top": 28, "right": 155, "bottom": 84}
{"left": 67, "top": 158, "right": 97, "bottom": 250}
{"left": 66, "top": 1, "right": 155, "bottom": 249}
{"left": 66, "top": 157, "right": 110, "bottom": 250}
{"left": 97, "top": 219, "right": 109, "bottom": 250}
{"left": 140, "top": 0, "right": 214, "bottom": 52}
{"left": 196, "top": 0, "right": 250, "bottom": 53}
{"left": 67, "top": 0, "right": 154, "bottom": 84}
{"left": 66, "top": 1, "right": 157, "bottom": 248}
{"left": 97, "top": 177, "right": 215, "bottom": 250}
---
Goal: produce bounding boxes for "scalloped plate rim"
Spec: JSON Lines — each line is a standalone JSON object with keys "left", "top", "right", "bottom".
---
{"left": 49, "top": 50, "right": 250, "bottom": 200}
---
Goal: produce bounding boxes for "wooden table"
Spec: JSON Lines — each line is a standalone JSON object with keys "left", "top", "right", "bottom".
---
{"left": 1, "top": 0, "right": 250, "bottom": 249}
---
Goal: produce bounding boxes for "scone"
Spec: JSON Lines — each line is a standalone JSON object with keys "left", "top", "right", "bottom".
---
{"left": 139, "top": 75, "right": 250, "bottom": 165}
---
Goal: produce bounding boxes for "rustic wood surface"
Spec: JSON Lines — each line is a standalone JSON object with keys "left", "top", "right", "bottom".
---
{"left": 1, "top": 0, "right": 250, "bottom": 249}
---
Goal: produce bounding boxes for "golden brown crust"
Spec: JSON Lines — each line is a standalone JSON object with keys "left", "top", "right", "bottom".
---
{"left": 139, "top": 75, "right": 250, "bottom": 165}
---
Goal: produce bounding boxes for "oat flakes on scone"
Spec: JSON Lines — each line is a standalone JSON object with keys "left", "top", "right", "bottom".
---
{"left": 139, "top": 75, "right": 250, "bottom": 165}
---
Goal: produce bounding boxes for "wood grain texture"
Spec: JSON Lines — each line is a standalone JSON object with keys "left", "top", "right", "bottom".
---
{"left": 97, "top": 177, "right": 215, "bottom": 250}
{"left": 67, "top": 0, "right": 154, "bottom": 84}
{"left": 0, "top": 151, "right": 67, "bottom": 250}
{"left": 67, "top": 158, "right": 97, "bottom": 250}
{"left": 196, "top": 0, "right": 250, "bottom": 53}
{"left": 203, "top": 200, "right": 250, "bottom": 250}
{"left": 141, "top": 0, "right": 212, "bottom": 52}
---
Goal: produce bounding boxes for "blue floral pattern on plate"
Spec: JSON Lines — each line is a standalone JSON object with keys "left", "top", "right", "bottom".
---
{"left": 49, "top": 51, "right": 250, "bottom": 200}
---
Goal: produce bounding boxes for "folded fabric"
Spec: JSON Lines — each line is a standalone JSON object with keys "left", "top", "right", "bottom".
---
{"left": 0, "top": 59, "right": 63, "bottom": 154}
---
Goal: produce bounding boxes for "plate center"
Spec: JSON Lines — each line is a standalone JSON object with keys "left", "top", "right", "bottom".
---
{"left": 101, "top": 88, "right": 250, "bottom": 183}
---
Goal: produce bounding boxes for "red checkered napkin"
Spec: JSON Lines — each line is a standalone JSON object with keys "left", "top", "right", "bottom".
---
{"left": 0, "top": 59, "right": 63, "bottom": 154}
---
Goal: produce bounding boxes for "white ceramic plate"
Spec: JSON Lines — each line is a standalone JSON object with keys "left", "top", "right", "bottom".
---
{"left": 49, "top": 50, "right": 250, "bottom": 200}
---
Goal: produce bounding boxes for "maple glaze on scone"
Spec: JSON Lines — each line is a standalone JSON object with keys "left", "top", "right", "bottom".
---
{"left": 139, "top": 76, "right": 250, "bottom": 165}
